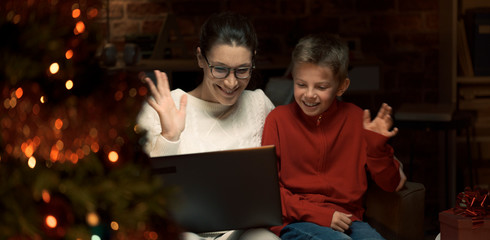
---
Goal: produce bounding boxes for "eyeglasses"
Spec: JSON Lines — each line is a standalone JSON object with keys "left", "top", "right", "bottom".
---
{"left": 203, "top": 54, "right": 254, "bottom": 79}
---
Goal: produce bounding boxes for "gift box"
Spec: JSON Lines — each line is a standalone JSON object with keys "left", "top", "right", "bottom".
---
{"left": 439, "top": 209, "right": 490, "bottom": 240}
{"left": 439, "top": 187, "right": 490, "bottom": 240}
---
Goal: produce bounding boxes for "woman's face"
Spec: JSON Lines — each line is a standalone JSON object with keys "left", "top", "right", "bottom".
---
{"left": 197, "top": 44, "right": 253, "bottom": 106}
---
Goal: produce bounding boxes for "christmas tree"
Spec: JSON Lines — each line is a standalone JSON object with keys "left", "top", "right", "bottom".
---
{"left": 0, "top": 1, "right": 177, "bottom": 239}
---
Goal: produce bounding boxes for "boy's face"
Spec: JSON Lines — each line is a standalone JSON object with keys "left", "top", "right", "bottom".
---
{"left": 292, "top": 62, "right": 349, "bottom": 117}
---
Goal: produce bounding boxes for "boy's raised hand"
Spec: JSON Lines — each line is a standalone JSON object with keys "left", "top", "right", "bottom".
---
{"left": 143, "top": 70, "right": 187, "bottom": 141}
{"left": 363, "top": 103, "right": 398, "bottom": 138}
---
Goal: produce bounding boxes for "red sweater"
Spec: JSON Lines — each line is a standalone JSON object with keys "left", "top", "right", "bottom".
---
{"left": 262, "top": 100, "right": 400, "bottom": 235}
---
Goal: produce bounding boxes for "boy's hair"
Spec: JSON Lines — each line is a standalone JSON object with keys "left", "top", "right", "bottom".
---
{"left": 291, "top": 33, "right": 349, "bottom": 82}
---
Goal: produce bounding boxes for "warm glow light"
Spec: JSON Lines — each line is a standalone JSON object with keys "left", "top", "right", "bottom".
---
{"left": 129, "top": 88, "right": 137, "bottom": 97}
{"left": 91, "top": 142, "right": 99, "bottom": 153}
{"left": 40, "top": 96, "right": 46, "bottom": 103}
{"left": 25, "top": 144, "right": 34, "bottom": 158}
{"left": 66, "top": 80, "right": 74, "bottom": 90}
{"left": 33, "top": 103, "right": 40, "bottom": 115}
{"left": 56, "top": 140, "right": 64, "bottom": 151}
{"left": 27, "top": 157, "right": 36, "bottom": 168}
{"left": 15, "top": 88, "right": 23, "bottom": 98}
{"left": 114, "top": 91, "right": 123, "bottom": 101}
{"left": 54, "top": 119, "right": 63, "bottom": 130}
{"left": 108, "top": 151, "right": 118, "bottom": 163}
{"left": 86, "top": 212, "right": 99, "bottom": 226}
{"left": 72, "top": 9, "right": 81, "bottom": 18}
{"left": 45, "top": 215, "right": 57, "bottom": 228}
{"left": 87, "top": 8, "right": 98, "bottom": 19}
{"left": 148, "top": 231, "right": 158, "bottom": 240}
{"left": 13, "top": 14, "right": 21, "bottom": 24}
{"left": 138, "top": 86, "right": 148, "bottom": 96}
{"left": 42, "top": 190, "right": 51, "bottom": 203}
{"left": 50, "top": 146, "right": 59, "bottom": 162}
{"left": 110, "top": 221, "right": 119, "bottom": 231}
{"left": 74, "top": 21, "right": 85, "bottom": 35}
{"left": 49, "top": 63, "right": 59, "bottom": 74}
{"left": 65, "top": 49, "right": 74, "bottom": 59}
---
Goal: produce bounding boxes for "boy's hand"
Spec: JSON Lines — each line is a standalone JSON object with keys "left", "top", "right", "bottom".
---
{"left": 330, "top": 211, "right": 352, "bottom": 232}
{"left": 363, "top": 103, "right": 398, "bottom": 138}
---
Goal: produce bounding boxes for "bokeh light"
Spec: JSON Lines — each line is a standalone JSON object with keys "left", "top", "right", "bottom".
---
{"left": 74, "top": 21, "right": 85, "bottom": 35}
{"left": 86, "top": 212, "right": 99, "bottom": 226}
{"left": 42, "top": 190, "right": 51, "bottom": 203}
{"left": 66, "top": 80, "right": 74, "bottom": 90}
{"left": 108, "top": 151, "right": 118, "bottom": 163}
{"left": 27, "top": 156, "right": 36, "bottom": 168}
{"left": 55, "top": 119, "right": 63, "bottom": 130}
{"left": 45, "top": 215, "right": 57, "bottom": 228}
{"left": 15, "top": 88, "right": 23, "bottom": 98}
{"left": 49, "top": 62, "right": 59, "bottom": 74}
{"left": 72, "top": 9, "right": 81, "bottom": 19}
{"left": 110, "top": 221, "right": 119, "bottom": 231}
{"left": 65, "top": 49, "right": 74, "bottom": 59}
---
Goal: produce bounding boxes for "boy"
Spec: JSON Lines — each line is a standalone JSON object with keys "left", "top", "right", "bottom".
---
{"left": 261, "top": 34, "right": 404, "bottom": 240}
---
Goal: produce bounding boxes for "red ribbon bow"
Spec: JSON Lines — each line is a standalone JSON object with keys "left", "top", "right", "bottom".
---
{"left": 453, "top": 187, "right": 490, "bottom": 229}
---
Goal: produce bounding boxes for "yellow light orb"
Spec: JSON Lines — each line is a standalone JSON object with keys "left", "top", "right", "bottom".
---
{"left": 110, "top": 221, "right": 119, "bottom": 231}
{"left": 66, "top": 80, "right": 74, "bottom": 90}
{"left": 49, "top": 63, "right": 59, "bottom": 74}
{"left": 45, "top": 215, "right": 57, "bottom": 228}
{"left": 108, "top": 151, "right": 118, "bottom": 163}
{"left": 27, "top": 156, "right": 36, "bottom": 168}
{"left": 86, "top": 212, "right": 99, "bottom": 226}
{"left": 40, "top": 96, "right": 46, "bottom": 103}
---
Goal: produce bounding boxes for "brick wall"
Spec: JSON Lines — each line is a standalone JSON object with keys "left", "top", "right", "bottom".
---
{"left": 99, "top": 0, "right": 440, "bottom": 109}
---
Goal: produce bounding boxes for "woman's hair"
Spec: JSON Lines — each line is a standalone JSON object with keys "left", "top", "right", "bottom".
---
{"left": 292, "top": 33, "right": 349, "bottom": 81}
{"left": 199, "top": 12, "right": 258, "bottom": 61}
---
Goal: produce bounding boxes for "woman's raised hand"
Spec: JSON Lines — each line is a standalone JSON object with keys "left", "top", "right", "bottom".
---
{"left": 143, "top": 70, "right": 187, "bottom": 141}
{"left": 363, "top": 103, "right": 398, "bottom": 138}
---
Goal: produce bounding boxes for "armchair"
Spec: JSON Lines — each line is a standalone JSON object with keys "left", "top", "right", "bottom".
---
{"left": 365, "top": 181, "right": 426, "bottom": 240}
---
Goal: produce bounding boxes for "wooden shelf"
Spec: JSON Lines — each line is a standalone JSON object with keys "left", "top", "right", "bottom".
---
{"left": 457, "top": 76, "right": 490, "bottom": 84}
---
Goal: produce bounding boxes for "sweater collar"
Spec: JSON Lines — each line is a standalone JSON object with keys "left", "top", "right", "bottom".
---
{"left": 293, "top": 98, "right": 340, "bottom": 126}
{"left": 181, "top": 89, "right": 235, "bottom": 117}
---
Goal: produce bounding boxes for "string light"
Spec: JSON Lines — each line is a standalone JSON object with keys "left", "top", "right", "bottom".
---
{"left": 108, "top": 151, "right": 118, "bottom": 163}
{"left": 74, "top": 21, "right": 85, "bottom": 35}
{"left": 110, "top": 221, "right": 119, "bottom": 231}
{"left": 28, "top": 156, "right": 36, "bottom": 168}
{"left": 72, "top": 9, "right": 81, "bottom": 19}
{"left": 45, "top": 215, "right": 57, "bottom": 228}
{"left": 42, "top": 190, "right": 51, "bottom": 203}
{"left": 65, "top": 80, "right": 74, "bottom": 90}
{"left": 86, "top": 212, "right": 99, "bottom": 226}
{"left": 49, "top": 63, "right": 59, "bottom": 74}
{"left": 65, "top": 49, "right": 74, "bottom": 59}
{"left": 15, "top": 88, "right": 23, "bottom": 98}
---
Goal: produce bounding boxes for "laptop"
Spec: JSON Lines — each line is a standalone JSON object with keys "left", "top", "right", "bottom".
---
{"left": 149, "top": 145, "right": 283, "bottom": 233}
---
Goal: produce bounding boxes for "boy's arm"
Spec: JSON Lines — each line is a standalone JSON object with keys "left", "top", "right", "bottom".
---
{"left": 363, "top": 103, "right": 401, "bottom": 192}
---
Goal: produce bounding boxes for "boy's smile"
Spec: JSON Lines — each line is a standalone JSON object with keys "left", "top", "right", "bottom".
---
{"left": 292, "top": 62, "right": 349, "bottom": 117}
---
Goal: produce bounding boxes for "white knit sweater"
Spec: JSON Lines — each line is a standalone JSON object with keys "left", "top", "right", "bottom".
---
{"left": 137, "top": 88, "right": 275, "bottom": 157}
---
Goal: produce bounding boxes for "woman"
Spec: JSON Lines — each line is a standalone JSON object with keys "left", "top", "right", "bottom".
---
{"left": 137, "top": 12, "right": 279, "bottom": 240}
